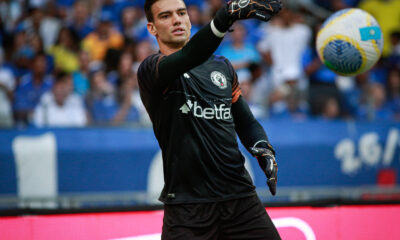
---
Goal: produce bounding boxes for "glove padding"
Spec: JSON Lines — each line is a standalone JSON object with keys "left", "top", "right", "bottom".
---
{"left": 227, "top": 0, "right": 282, "bottom": 22}
{"left": 250, "top": 147, "right": 278, "bottom": 195}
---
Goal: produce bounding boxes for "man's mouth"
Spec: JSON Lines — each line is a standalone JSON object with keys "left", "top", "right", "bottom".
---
{"left": 172, "top": 28, "right": 185, "bottom": 35}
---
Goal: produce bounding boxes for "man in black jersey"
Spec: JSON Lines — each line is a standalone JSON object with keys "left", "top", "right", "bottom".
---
{"left": 138, "top": 0, "right": 282, "bottom": 239}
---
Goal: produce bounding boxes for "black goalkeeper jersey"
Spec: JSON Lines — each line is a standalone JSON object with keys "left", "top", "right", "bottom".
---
{"left": 138, "top": 53, "right": 256, "bottom": 204}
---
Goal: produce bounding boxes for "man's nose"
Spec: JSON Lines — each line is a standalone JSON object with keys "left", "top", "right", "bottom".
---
{"left": 172, "top": 13, "right": 181, "bottom": 25}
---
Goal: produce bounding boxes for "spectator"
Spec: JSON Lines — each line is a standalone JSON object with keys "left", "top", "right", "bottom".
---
{"left": 304, "top": 21, "right": 346, "bottom": 118}
{"left": 17, "top": 7, "right": 61, "bottom": 49}
{"left": 303, "top": 21, "right": 338, "bottom": 86}
{"left": 132, "top": 39, "right": 155, "bottom": 72}
{"left": 325, "top": 0, "right": 350, "bottom": 11}
{"left": 54, "top": 0, "right": 75, "bottom": 22}
{"left": 218, "top": 22, "right": 261, "bottom": 83}
{"left": 339, "top": 73, "right": 370, "bottom": 118}
{"left": 81, "top": 13, "right": 124, "bottom": 61}
{"left": 318, "top": 96, "right": 341, "bottom": 120}
{"left": 111, "top": 52, "right": 139, "bottom": 125}
{"left": 258, "top": 8, "right": 311, "bottom": 93}
{"left": 234, "top": 63, "right": 274, "bottom": 119}
{"left": 187, "top": 4, "right": 203, "bottom": 36}
{"left": 359, "top": 0, "right": 400, "bottom": 57}
{"left": 388, "top": 31, "right": 400, "bottom": 69}
{"left": 0, "top": 47, "right": 15, "bottom": 127}
{"left": 67, "top": 0, "right": 95, "bottom": 40}
{"left": 201, "top": 0, "right": 224, "bottom": 23}
{"left": 28, "top": 0, "right": 50, "bottom": 9}
{"left": 13, "top": 52, "right": 53, "bottom": 125}
{"left": 118, "top": 6, "right": 149, "bottom": 42}
{"left": 0, "top": 0, "right": 397, "bottom": 126}
{"left": 132, "top": 40, "right": 154, "bottom": 125}
{"left": 85, "top": 65, "right": 119, "bottom": 125}
{"left": 0, "top": 0, "right": 24, "bottom": 34}
{"left": 246, "top": 62, "right": 271, "bottom": 109}
{"left": 268, "top": 75, "right": 309, "bottom": 120}
{"left": 357, "top": 82, "right": 394, "bottom": 121}
{"left": 28, "top": 32, "right": 54, "bottom": 74}
{"left": 99, "top": 0, "right": 124, "bottom": 25}
{"left": 391, "top": 31, "right": 400, "bottom": 56}
{"left": 32, "top": 71, "right": 87, "bottom": 127}
{"left": 386, "top": 68, "right": 400, "bottom": 120}
{"left": 72, "top": 50, "right": 91, "bottom": 96}
{"left": 11, "top": 30, "right": 34, "bottom": 78}
{"left": 28, "top": 31, "right": 44, "bottom": 54}
{"left": 47, "top": 27, "right": 80, "bottom": 73}
{"left": 343, "top": 0, "right": 362, "bottom": 7}
{"left": 118, "top": 7, "right": 137, "bottom": 41}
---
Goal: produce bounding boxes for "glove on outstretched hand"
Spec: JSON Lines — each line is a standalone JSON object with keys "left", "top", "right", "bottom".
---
{"left": 250, "top": 147, "right": 278, "bottom": 195}
{"left": 227, "top": 0, "right": 282, "bottom": 22}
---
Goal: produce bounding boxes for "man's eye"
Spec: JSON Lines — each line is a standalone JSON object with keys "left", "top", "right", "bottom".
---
{"left": 179, "top": 11, "right": 186, "bottom": 16}
{"left": 161, "top": 15, "right": 168, "bottom": 19}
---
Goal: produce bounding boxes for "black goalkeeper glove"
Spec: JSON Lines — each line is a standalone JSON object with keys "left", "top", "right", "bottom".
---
{"left": 250, "top": 146, "right": 278, "bottom": 196}
{"left": 227, "top": 0, "right": 282, "bottom": 22}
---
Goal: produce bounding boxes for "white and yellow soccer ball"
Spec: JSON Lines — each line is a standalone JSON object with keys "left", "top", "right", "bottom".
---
{"left": 316, "top": 8, "right": 383, "bottom": 76}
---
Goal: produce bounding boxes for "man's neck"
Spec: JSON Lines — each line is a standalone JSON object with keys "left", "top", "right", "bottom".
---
{"left": 159, "top": 44, "right": 183, "bottom": 55}
{"left": 158, "top": 40, "right": 188, "bottom": 55}
{"left": 233, "top": 41, "right": 243, "bottom": 49}
{"left": 33, "top": 73, "right": 44, "bottom": 84}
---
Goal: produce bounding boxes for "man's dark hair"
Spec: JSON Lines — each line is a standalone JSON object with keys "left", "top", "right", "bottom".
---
{"left": 144, "top": 0, "right": 159, "bottom": 22}
{"left": 33, "top": 51, "right": 47, "bottom": 61}
{"left": 391, "top": 31, "right": 400, "bottom": 40}
{"left": 54, "top": 71, "right": 70, "bottom": 83}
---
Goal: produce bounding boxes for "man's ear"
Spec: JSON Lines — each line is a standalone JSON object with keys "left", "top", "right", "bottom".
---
{"left": 147, "top": 22, "right": 157, "bottom": 36}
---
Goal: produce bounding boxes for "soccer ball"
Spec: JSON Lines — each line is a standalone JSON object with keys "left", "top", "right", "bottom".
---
{"left": 316, "top": 8, "right": 383, "bottom": 76}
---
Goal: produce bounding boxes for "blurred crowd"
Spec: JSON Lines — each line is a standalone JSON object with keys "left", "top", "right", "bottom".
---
{"left": 0, "top": 0, "right": 399, "bottom": 128}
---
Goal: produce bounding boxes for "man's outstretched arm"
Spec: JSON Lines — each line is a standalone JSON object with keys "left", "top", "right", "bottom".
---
{"left": 154, "top": 0, "right": 282, "bottom": 89}
{"left": 156, "top": 10, "right": 231, "bottom": 84}
{"left": 232, "top": 96, "right": 278, "bottom": 195}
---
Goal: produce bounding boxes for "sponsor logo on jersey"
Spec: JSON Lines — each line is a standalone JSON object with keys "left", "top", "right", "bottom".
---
{"left": 210, "top": 71, "right": 227, "bottom": 89}
{"left": 180, "top": 100, "right": 231, "bottom": 120}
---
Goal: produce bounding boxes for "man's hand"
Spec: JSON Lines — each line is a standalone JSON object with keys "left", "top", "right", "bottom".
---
{"left": 227, "top": 0, "right": 282, "bottom": 22}
{"left": 250, "top": 147, "right": 278, "bottom": 195}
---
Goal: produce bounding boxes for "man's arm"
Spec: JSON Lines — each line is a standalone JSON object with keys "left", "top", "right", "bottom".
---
{"left": 152, "top": 0, "right": 282, "bottom": 90}
{"left": 156, "top": 17, "right": 229, "bottom": 84}
{"left": 232, "top": 96, "right": 271, "bottom": 152}
{"left": 232, "top": 96, "right": 278, "bottom": 195}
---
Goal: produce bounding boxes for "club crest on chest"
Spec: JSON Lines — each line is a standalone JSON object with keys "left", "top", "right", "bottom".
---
{"left": 210, "top": 71, "right": 227, "bottom": 89}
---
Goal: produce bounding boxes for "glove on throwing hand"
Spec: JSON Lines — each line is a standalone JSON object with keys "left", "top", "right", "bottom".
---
{"left": 250, "top": 147, "right": 278, "bottom": 195}
{"left": 227, "top": 0, "right": 282, "bottom": 22}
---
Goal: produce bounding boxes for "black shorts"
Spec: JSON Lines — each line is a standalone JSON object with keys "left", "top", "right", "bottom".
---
{"left": 162, "top": 195, "right": 281, "bottom": 240}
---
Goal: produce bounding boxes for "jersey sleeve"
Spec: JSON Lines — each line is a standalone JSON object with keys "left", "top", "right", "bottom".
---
{"left": 223, "top": 57, "right": 242, "bottom": 103}
{"left": 137, "top": 53, "right": 165, "bottom": 93}
{"left": 231, "top": 71, "right": 242, "bottom": 103}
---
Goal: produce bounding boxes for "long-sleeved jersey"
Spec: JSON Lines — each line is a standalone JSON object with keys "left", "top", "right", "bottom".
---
{"left": 138, "top": 53, "right": 256, "bottom": 204}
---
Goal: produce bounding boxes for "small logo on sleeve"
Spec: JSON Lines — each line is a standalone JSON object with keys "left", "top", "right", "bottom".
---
{"left": 238, "top": 0, "right": 250, "bottom": 8}
{"left": 210, "top": 71, "right": 227, "bottom": 89}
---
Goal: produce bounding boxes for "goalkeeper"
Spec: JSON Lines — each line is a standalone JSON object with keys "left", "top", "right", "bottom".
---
{"left": 138, "top": 0, "right": 282, "bottom": 239}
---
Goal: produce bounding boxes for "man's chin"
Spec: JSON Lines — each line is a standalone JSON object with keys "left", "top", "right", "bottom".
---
{"left": 168, "top": 37, "right": 189, "bottom": 48}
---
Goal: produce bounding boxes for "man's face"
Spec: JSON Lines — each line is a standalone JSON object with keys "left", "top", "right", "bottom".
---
{"left": 32, "top": 55, "right": 47, "bottom": 76}
{"left": 74, "top": 2, "right": 88, "bottom": 21}
{"left": 231, "top": 23, "right": 246, "bottom": 44}
{"left": 148, "top": 0, "right": 191, "bottom": 49}
{"left": 53, "top": 77, "right": 73, "bottom": 106}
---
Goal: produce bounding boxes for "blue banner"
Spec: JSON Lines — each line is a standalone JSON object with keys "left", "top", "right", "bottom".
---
{"left": 0, "top": 119, "right": 399, "bottom": 196}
